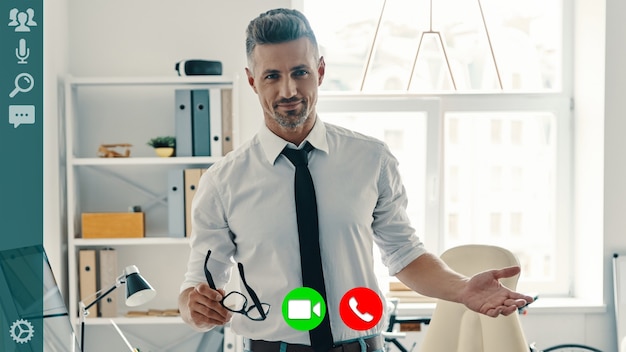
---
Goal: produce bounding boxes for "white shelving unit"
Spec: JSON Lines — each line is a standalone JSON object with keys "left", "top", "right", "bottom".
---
{"left": 62, "top": 75, "right": 237, "bottom": 349}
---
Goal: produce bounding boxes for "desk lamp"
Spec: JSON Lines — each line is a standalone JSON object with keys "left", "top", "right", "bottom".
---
{"left": 79, "top": 265, "right": 156, "bottom": 352}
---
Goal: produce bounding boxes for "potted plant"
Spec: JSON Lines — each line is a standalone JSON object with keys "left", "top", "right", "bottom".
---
{"left": 147, "top": 136, "right": 176, "bottom": 157}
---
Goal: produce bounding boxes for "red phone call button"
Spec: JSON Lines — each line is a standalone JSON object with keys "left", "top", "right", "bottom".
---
{"left": 339, "top": 287, "right": 383, "bottom": 330}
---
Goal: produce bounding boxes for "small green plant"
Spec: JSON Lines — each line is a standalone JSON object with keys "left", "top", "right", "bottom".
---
{"left": 147, "top": 136, "right": 176, "bottom": 148}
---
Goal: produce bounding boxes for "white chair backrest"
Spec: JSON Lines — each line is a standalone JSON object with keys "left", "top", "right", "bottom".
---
{"left": 441, "top": 244, "right": 520, "bottom": 289}
{"left": 418, "top": 244, "right": 529, "bottom": 352}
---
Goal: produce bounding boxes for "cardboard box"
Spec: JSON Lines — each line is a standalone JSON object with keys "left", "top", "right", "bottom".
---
{"left": 81, "top": 212, "right": 145, "bottom": 238}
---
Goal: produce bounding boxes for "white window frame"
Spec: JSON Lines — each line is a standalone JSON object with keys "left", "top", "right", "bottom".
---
{"left": 296, "top": 0, "right": 599, "bottom": 299}
{"left": 318, "top": 92, "right": 572, "bottom": 295}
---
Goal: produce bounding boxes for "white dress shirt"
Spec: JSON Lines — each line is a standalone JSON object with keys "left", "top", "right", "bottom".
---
{"left": 181, "top": 118, "right": 425, "bottom": 343}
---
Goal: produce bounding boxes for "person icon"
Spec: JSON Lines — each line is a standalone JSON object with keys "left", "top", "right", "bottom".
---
{"left": 26, "top": 8, "right": 37, "bottom": 27}
{"left": 8, "top": 8, "right": 19, "bottom": 26}
{"left": 8, "top": 8, "right": 37, "bottom": 32}
{"left": 14, "top": 11, "right": 30, "bottom": 32}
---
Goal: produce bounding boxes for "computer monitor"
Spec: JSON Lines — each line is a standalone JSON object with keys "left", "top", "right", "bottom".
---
{"left": 0, "top": 245, "right": 80, "bottom": 352}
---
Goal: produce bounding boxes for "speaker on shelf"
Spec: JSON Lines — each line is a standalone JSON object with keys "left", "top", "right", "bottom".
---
{"left": 175, "top": 59, "right": 222, "bottom": 76}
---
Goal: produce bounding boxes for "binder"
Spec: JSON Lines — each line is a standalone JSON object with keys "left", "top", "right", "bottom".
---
{"left": 221, "top": 88, "right": 234, "bottom": 155}
{"left": 175, "top": 89, "right": 193, "bottom": 157}
{"left": 78, "top": 249, "right": 97, "bottom": 318}
{"left": 184, "top": 168, "right": 204, "bottom": 237}
{"left": 209, "top": 88, "right": 223, "bottom": 156}
{"left": 192, "top": 89, "right": 211, "bottom": 156}
{"left": 168, "top": 169, "right": 186, "bottom": 237}
{"left": 98, "top": 248, "right": 118, "bottom": 317}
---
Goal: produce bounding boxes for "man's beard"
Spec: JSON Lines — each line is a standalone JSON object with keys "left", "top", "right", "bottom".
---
{"left": 273, "top": 99, "right": 309, "bottom": 129}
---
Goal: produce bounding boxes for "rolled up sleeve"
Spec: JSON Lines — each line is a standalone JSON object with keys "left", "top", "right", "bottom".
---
{"left": 372, "top": 148, "right": 426, "bottom": 276}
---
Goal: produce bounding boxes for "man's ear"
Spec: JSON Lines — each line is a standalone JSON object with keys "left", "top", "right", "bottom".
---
{"left": 245, "top": 67, "right": 258, "bottom": 93}
{"left": 317, "top": 56, "right": 326, "bottom": 86}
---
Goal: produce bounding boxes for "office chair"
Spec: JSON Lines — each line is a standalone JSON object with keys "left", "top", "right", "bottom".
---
{"left": 418, "top": 244, "right": 529, "bottom": 352}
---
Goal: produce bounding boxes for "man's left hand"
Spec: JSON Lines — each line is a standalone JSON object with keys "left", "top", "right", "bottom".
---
{"left": 460, "top": 266, "right": 535, "bottom": 317}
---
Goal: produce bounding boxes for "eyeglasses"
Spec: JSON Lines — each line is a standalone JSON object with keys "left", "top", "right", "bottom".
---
{"left": 204, "top": 250, "right": 270, "bottom": 321}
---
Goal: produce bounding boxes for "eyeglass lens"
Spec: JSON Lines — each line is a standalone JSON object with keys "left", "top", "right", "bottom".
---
{"left": 204, "top": 250, "right": 270, "bottom": 321}
{"left": 221, "top": 291, "right": 271, "bottom": 321}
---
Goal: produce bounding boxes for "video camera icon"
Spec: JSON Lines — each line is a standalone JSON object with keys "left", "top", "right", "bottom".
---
{"left": 282, "top": 287, "right": 327, "bottom": 331}
{"left": 288, "top": 299, "right": 322, "bottom": 320}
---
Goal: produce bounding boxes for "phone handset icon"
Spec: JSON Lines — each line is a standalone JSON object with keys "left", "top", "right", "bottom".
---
{"left": 349, "top": 297, "right": 374, "bottom": 322}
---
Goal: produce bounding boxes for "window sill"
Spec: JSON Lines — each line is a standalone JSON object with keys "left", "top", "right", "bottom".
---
{"left": 397, "top": 297, "right": 606, "bottom": 316}
{"left": 522, "top": 297, "right": 606, "bottom": 315}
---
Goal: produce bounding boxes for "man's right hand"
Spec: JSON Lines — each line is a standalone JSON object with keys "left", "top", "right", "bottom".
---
{"left": 178, "top": 284, "right": 233, "bottom": 331}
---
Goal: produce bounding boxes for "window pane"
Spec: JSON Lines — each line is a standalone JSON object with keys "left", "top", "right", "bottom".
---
{"left": 305, "top": 0, "right": 572, "bottom": 296}
{"left": 444, "top": 112, "right": 557, "bottom": 290}
{"left": 304, "top": 0, "right": 562, "bottom": 92}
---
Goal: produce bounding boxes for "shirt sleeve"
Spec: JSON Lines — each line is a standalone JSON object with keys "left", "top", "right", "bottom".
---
{"left": 371, "top": 144, "right": 427, "bottom": 276}
{"left": 179, "top": 170, "right": 236, "bottom": 292}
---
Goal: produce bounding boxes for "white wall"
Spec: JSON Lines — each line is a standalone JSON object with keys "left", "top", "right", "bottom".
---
{"left": 44, "top": 0, "right": 70, "bottom": 290}
{"left": 43, "top": 0, "right": 625, "bottom": 350}
{"left": 66, "top": 0, "right": 284, "bottom": 141}
{"left": 604, "top": 0, "right": 626, "bottom": 350}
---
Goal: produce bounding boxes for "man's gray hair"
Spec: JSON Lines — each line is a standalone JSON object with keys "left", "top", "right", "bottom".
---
{"left": 245, "top": 8, "right": 320, "bottom": 69}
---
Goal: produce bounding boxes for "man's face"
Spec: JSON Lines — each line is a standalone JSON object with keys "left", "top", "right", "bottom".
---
{"left": 246, "top": 37, "right": 325, "bottom": 131}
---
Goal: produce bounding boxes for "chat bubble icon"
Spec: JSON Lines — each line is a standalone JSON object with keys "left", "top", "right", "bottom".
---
{"left": 9, "top": 105, "right": 35, "bottom": 128}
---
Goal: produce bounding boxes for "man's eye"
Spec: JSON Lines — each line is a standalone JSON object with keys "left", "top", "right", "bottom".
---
{"left": 293, "top": 70, "right": 309, "bottom": 77}
{"left": 265, "top": 73, "right": 279, "bottom": 80}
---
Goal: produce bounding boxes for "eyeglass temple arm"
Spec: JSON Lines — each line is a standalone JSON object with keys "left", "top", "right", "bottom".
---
{"left": 237, "top": 262, "right": 267, "bottom": 320}
{"left": 204, "top": 250, "right": 217, "bottom": 290}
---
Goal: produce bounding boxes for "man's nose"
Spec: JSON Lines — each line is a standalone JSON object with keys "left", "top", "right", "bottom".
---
{"left": 279, "top": 77, "right": 297, "bottom": 98}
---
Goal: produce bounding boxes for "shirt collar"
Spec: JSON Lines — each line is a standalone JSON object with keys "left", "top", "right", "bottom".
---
{"left": 259, "top": 117, "right": 329, "bottom": 165}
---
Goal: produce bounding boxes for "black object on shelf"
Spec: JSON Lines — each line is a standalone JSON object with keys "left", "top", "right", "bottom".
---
{"left": 175, "top": 60, "right": 222, "bottom": 76}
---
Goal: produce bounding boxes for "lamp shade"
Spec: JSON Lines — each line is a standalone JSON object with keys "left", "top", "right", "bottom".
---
{"left": 123, "top": 265, "right": 156, "bottom": 307}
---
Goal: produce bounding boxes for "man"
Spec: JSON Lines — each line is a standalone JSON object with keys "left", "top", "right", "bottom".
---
{"left": 179, "top": 7, "right": 533, "bottom": 352}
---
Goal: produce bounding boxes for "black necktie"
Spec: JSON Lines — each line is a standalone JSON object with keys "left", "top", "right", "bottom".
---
{"left": 281, "top": 142, "right": 334, "bottom": 351}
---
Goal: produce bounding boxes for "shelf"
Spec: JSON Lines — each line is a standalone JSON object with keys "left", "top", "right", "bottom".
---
{"left": 81, "top": 316, "right": 184, "bottom": 325}
{"left": 70, "top": 156, "right": 218, "bottom": 166}
{"left": 65, "top": 75, "right": 233, "bottom": 87}
{"left": 72, "top": 237, "right": 190, "bottom": 246}
{"left": 63, "top": 74, "right": 236, "bottom": 342}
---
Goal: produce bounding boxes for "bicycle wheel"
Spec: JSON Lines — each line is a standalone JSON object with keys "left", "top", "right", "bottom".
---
{"left": 542, "top": 343, "right": 603, "bottom": 352}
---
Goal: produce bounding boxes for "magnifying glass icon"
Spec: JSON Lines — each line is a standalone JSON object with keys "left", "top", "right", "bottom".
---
{"left": 9, "top": 73, "right": 34, "bottom": 98}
